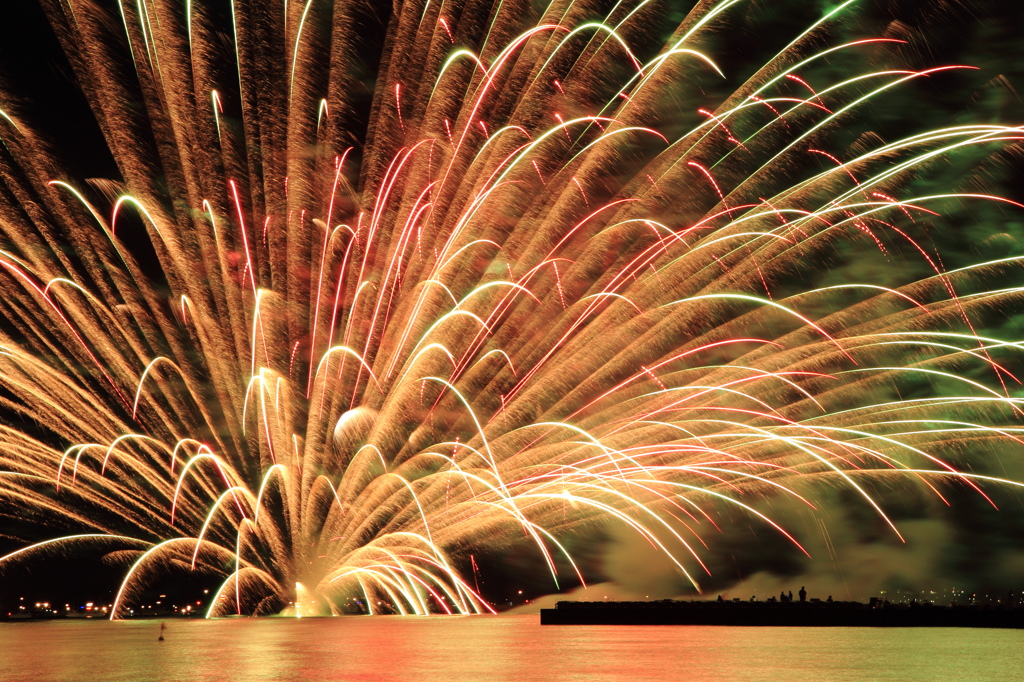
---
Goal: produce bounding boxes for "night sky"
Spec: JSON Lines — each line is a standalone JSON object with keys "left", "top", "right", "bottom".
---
{"left": 3, "top": 0, "right": 1024, "bottom": 616}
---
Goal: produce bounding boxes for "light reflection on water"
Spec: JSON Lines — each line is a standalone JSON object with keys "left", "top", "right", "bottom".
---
{"left": 0, "top": 615, "right": 1020, "bottom": 681}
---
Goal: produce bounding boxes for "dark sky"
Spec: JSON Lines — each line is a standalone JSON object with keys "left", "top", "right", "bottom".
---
{"left": 2, "top": 0, "right": 1024, "bottom": 612}
{"left": 0, "top": 0, "right": 118, "bottom": 180}
{"left": 3, "top": 0, "right": 1023, "bottom": 189}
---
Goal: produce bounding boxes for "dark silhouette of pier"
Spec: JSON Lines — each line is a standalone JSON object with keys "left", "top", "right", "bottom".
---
{"left": 540, "top": 598, "right": 1024, "bottom": 628}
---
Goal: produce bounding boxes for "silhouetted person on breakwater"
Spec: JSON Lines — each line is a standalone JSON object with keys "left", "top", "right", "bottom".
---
{"left": 788, "top": 590, "right": 793, "bottom": 602}
{"left": 827, "top": 595, "right": 833, "bottom": 603}
{"left": 799, "top": 586, "right": 807, "bottom": 602}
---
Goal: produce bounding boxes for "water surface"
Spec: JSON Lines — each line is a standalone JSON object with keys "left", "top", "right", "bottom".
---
{"left": 1, "top": 616, "right": 1020, "bottom": 681}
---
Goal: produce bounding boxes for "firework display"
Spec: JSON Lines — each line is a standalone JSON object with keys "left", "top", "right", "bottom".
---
{"left": 1, "top": 0, "right": 1023, "bottom": 617}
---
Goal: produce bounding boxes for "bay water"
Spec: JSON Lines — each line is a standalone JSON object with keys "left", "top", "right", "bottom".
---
{"left": 1, "top": 615, "right": 1021, "bottom": 680}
